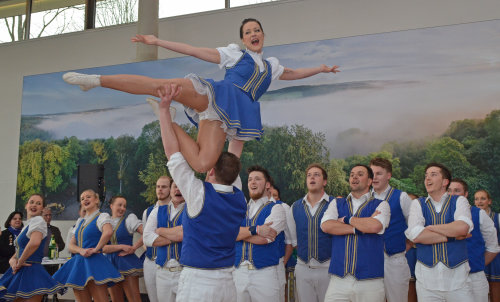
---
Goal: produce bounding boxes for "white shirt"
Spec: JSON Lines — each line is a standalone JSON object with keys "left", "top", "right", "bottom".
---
{"left": 371, "top": 185, "right": 412, "bottom": 222}
{"left": 23, "top": 216, "right": 48, "bottom": 239}
{"left": 142, "top": 201, "right": 162, "bottom": 226}
{"left": 271, "top": 197, "right": 292, "bottom": 245}
{"left": 321, "top": 192, "right": 391, "bottom": 235}
{"left": 166, "top": 152, "right": 240, "bottom": 218}
{"left": 247, "top": 196, "right": 286, "bottom": 234}
{"left": 405, "top": 193, "right": 473, "bottom": 291}
{"left": 143, "top": 202, "right": 186, "bottom": 268}
{"left": 109, "top": 213, "right": 142, "bottom": 235}
{"left": 217, "top": 44, "right": 284, "bottom": 80}
{"left": 286, "top": 192, "right": 332, "bottom": 268}
{"left": 71, "top": 211, "right": 111, "bottom": 236}
{"left": 477, "top": 209, "right": 500, "bottom": 254}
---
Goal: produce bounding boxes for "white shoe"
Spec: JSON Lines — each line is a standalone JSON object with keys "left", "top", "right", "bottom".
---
{"left": 146, "top": 97, "right": 176, "bottom": 120}
{"left": 63, "top": 72, "right": 100, "bottom": 91}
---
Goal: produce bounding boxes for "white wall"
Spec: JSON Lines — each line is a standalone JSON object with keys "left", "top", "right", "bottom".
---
{"left": 1, "top": 0, "right": 500, "bottom": 225}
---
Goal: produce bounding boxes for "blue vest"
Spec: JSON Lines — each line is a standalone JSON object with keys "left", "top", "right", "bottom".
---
{"left": 76, "top": 213, "right": 101, "bottom": 249}
{"left": 329, "top": 196, "right": 385, "bottom": 280}
{"left": 467, "top": 206, "right": 485, "bottom": 273}
{"left": 156, "top": 204, "right": 184, "bottom": 267}
{"left": 416, "top": 195, "right": 468, "bottom": 268}
{"left": 224, "top": 51, "right": 272, "bottom": 102}
{"left": 274, "top": 200, "right": 286, "bottom": 258}
{"left": 145, "top": 205, "right": 157, "bottom": 260}
{"left": 15, "top": 219, "right": 47, "bottom": 263}
{"left": 292, "top": 196, "right": 333, "bottom": 263}
{"left": 181, "top": 182, "right": 246, "bottom": 269}
{"left": 110, "top": 216, "right": 133, "bottom": 246}
{"left": 235, "top": 201, "right": 281, "bottom": 269}
{"left": 491, "top": 211, "right": 500, "bottom": 243}
{"left": 381, "top": 188, "right": 407, "bottom": 255}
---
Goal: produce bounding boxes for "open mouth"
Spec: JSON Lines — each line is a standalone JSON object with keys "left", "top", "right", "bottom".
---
{"left": 251, "top": 38, "right": 259, "bottom": 46}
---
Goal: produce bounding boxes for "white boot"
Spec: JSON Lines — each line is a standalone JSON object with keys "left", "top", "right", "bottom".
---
{"left": 63, "top": 72, "right": 101, "bottom": 91}
{"left": 146, "top": 98, "right": 176, "bottom": 120}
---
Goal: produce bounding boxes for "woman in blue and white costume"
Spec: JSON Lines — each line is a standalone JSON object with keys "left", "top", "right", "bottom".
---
{"left": 62, "top": 18, "right": 339, "bottom": 173}
{"left": 0, "top": 194, "right": 63, "bottom": 301}
{"left": 103, "top": 195, "right": 144, "bottom": 302}
{"left": 53, "top": 189, "right": 123, "bottom": 302}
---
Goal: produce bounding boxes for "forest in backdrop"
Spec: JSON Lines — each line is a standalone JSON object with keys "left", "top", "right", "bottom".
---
{"left": 16, "top": 108, "right": 500, "bottom": 218}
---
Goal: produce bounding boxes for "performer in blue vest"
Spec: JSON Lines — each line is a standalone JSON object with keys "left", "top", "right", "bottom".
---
{"left": 0, "top": 194, "right": 63, "bottom": 301}
{"left": 448, "top": 179, "right": 499, "bottom": 302}
{"left": 474, "top": 189, "right": 500, "bottom": 301}
{"left": 103, "top": 196, "right": 144, "bottom": 302}
{"left": 233, "top": 166, "right": 286, "bottom": 302}
{"left": 62, "top": 18, "right": 339, "bottom": 174}
{"left": 404, "top": 193, "right": 420, "bottom": 302}
{"left": 287, "top": 164, "right": 333, "bottom": 302}
{"left": 405, "top": 163, "right": 473, "bottom": 301}
{"left": 143, "top": 181, "right": 185, "bottom": 302}
{"left": 369, "top": 158, "right": 413, "bottom": 302}
{"left": 158, "top": 84, "right": 247, "bottom": 302}
{"left": 53, "top": 189, "right": 123, "bottom": 302}
{"left": 320, "top": 164, "right": 390, "bottom": 302}
{"left": 141, "top": 175, "right": 171, "bottom": 302}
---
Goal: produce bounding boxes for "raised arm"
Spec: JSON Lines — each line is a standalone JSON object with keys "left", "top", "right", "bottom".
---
{"left": 132, "top": 35, "right": 221, "bottom": 64}
{"left": 158, "top": 84, "right": 182, "bottom": 160}
{"left": 279, "top": 64, "right": 340, "bottom": 81}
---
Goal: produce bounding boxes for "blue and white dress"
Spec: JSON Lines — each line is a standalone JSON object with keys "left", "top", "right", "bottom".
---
{"left": 486, "top": 211, "right": 500, "bottom": 282}
{"left": 0, "top": 216, "right": 63, "bottom": 300}
{"left": 104, "top": 214, "right": 143, "bottom": 277}
{"left": 184, "top": 44, "right": 284, "bottom": 141}
{"left": 53, "top": 211, "right": 124, "bottom": 289}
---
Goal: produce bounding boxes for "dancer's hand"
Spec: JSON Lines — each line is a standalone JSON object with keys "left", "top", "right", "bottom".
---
{"left": 119, "top": 245, "right": 135, "bottom": 256}
{"left": 320, "top": 64, "right": 340, "bottom": 74}
{"left": 158, "top": 84, "right": 182, "bottom": 110}
{"left": 132, "top": 34, "right": 158, "bottom": 45}
{"left": 257, "top": 222, "right": 277, "bottom": 241}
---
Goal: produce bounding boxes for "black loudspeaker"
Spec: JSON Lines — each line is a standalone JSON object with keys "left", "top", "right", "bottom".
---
{"left": 77, "top": 164, "right": 105, "bottom": 202}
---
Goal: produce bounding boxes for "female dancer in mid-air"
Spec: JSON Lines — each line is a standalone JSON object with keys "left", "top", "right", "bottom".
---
{"left": 63, "top": 18, "right": 340, "bottom": 172}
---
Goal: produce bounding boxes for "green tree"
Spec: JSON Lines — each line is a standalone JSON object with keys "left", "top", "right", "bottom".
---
{"left": 326, "top": 158, "right": 350, "bottom": 197}
{"left": 114, "top": 135, "right": 137, "bottom": 193}
{"left": 138, "top": 153, "right": 169, "bottom": 205}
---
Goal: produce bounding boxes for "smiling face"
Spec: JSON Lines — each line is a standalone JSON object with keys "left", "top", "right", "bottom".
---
{"left": 370, "top": 165, "right": 391, "bottom": 193}
{"left": 474, "top": 190, "right": 492, "bottom": 211}
{"left": 110, "top": 197, "right": 127, "bottom": 218}
{"left": 349, "top": 166, "right": 372, "bottom": 195}
{"left": 248, "top": 171, "right": 270, "bottom": 200}
{"left": 424, "top": 166, "right": 449, "bottom": 196}
{"left": 25, "top": 195, "right": 44, "bottom": 218}
{"left": 241, "top": 21, "right": 264, "bottom": 53}
{"left": 80, "top": 190, "right": 100, "bottom": 213}
{"left": 10, "top": 213, "right": 23, "bottom": 229}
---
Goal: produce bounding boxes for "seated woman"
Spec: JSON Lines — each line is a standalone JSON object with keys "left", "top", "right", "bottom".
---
{"left": 0, "top": 194, "right": 63, "bottom": 301}
{"left": 53, "top": 189, "right": 123, "bottom": 302}
{"left": 103, "top": 195, "right": 144, "bottom": 302}
{"left": 0, "top": 211, "right": 23, "bottom": 275}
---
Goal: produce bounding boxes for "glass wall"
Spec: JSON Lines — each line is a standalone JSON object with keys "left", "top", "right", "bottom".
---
{"left": 30, "top": 0, "right": 85, "bottom": 39}
{"left": 0, "top": 0, "right": 27, "bottom": 43}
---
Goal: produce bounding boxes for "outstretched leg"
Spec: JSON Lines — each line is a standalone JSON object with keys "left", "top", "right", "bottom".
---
{"left": 64, "top": 73, "right": 209, "bottom": 112}
{"left": 172, "top": 120, "right": 226, "bottom": 173}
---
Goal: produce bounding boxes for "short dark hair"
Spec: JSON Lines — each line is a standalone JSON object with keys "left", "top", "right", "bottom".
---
{"left": 352, "top": 164, "right": 374, "bottom": 179}
{"left": 272, "top": 186, "right": 281, "bottom": 200}
{"left": 369, "top": 158, "right": 393, "bottom": 174}
{"left": 110, "top": 195, "right": 127, "bottom": 205}
{"left": 4, "top": 211, "right": 23, "bottom": 229}
{"left": 247, "top": 165, "right": 271, "bottom": 183}
{"left": 451, "top": 178, "right": 469, "bottom": 194}
{"left": 425, "top": 162, "right": 452, "bottom": 190}
{"left": 306, "top": 163, "right": 328, "bottom": 180}
{"left": 214, "top": 152, "right": 241, "bottom": 185}
{"left": 239, "top": 18, "right": 264, "bottom": 39}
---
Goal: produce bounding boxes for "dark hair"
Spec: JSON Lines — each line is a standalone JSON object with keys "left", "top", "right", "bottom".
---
{"left": 239, "top": 18, "right": 264, "bottom": 39}
{"left": 4, "top": 211, "right": 23, "bottom": 229}
{"left": 306, "top": 163, "right": 328, "bottom": 180}
{"left": 352, "top": 164, "right": 374, "bottom": 179}
{"left": 272, "top": 186, "right": 281, "bottom": 200}
{"left": 369, "top": 158, "right": 393, "bottom": 174}
{"left": 451, "top": 178, "right": 469, "bottom": 194}
{"left": 425, "top": 162, "right": 452, "bottom": 189}
{"left": 28, "top": 193, "right": 46, "bottom": 207}
{"left": 247, "top": 165, "right": 271, "bottom": 183}
{"left": 110, "top": 195, "right": 127, "bottom": 205}
{"left": 214, "top": 152, "right": 241, "bottom": 185}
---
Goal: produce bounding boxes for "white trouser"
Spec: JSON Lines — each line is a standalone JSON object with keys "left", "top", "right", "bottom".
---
{"left": 384, "top": 252, "right": 410, "bottom": 302}
{"left": 295, "top": 262, "right": 330, "bottom": 302}
{"left": 277, "top": 258, "right": 286, "bottom": 302}
{"left": 143, "top": 257, "right": 158, "bottom": 302}
{"left": 233, "top": 264, "right": 281, "bottom": 302}
{"left": 324, "top": 275, "right": 385, "bottom": 302}
{"left": 469, "top": 271, "right": 489, "bottom": 302}
{"left": 156, "top": 265, "right": 182, "bottom": 302}
{"left": 416, "top": 279, "right": 474, "bottom": 302}
{"left": 176, "top": 267, "right": 236, "bottom": 302}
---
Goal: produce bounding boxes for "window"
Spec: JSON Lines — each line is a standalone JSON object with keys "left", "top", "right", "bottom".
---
{"left": 230, "top": 0, "right": 278, "bottom": 8}
{"left": 95, "top": 0, "right": 138, "bottom": 28}
{"left": 0, "top": 0, "right": 27, "bottom": 42}
{"left": 159, "top": 0, "right": 224, "bottom": 19}
{"left": 30, "top": 0, "right": 85, "bottom": 39}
